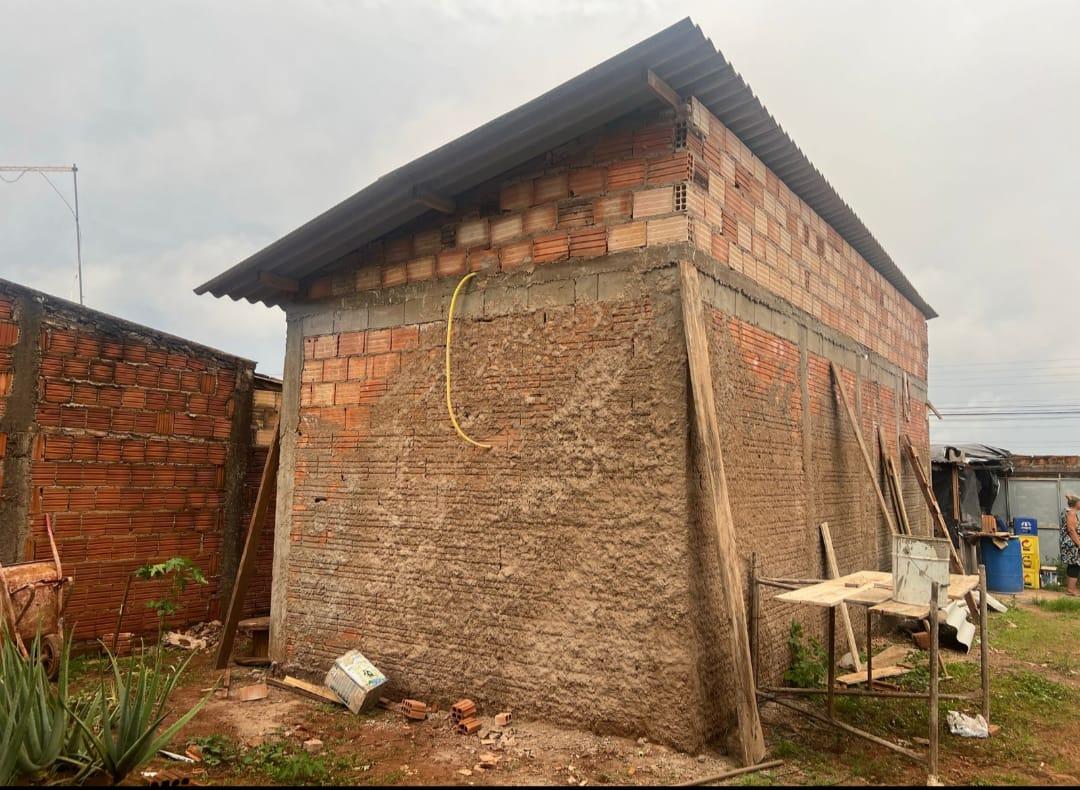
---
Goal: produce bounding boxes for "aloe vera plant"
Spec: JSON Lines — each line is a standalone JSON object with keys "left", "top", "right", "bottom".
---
{"left": 71, "top": 644, "right": 208, "bottom": 784}
{"left": 0, "top": 632, "right": 96, "bottom": 784}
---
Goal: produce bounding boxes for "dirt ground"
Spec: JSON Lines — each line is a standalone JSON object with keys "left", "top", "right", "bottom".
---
{"left": 94, "top": 588, "right": 1080, "bottom": 786}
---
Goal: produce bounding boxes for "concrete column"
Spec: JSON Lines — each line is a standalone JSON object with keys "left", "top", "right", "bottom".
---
{"left": 0, "top": 295, "right": 42, "bottom": 564}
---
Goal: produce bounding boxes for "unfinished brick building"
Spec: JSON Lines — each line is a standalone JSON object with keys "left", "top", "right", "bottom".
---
{"left": 197, "top": 19, "right": 935, "bottom": 751}
{"left": 0, "top": 279, "right": 279, "bottom": 640}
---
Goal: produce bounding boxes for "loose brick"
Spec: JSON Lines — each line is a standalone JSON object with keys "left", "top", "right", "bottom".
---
{"left": 499, "top": 181, "right": 532, "bottom": 212}
{"left": 568, "top": 167, "right": 605, "bottom": 197}
{"left": 437, "top": 250, "right": 468, "bottom": 278}
{"left": 523, "top": 205, "right": 557, "bottom": 235}
{"left": 632, "top": 186, "right": 674, "bottom": 219}
{"left": 490, "top": 214, "right": 524, "bottom": 246}
{"left": 532, "top": 233, "right": 570, "bottom": 264}
{"left": 406, "top": 256, "right": 436, "bottom": 283}
{"left": 607, "top": 160, "right": 646, "bottom": 190}
{"left": 607, "top": 221, "right": 646, "bottom": 252}
{"left": 533, "top": 173, "right": 568, "bottom": 205}
{"left": 499, "top": 241, "right": 533, "bottom": 271}
{"left": 569, "top": 228, "right": 607, "bottom": 259}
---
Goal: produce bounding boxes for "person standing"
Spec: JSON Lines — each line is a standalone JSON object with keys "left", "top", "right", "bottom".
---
{"left": 1060, "top": 494, "right": 1080, "bottom": 595}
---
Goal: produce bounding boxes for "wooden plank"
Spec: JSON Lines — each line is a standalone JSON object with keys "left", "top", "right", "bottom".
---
{"left": 878, "top": 427, "right": 912, "bottom": 535}
{"left": 258, "top": 271, "right": 300, "bottom": 293}
{"left": 215, "top": 421, "right": 281, "bottom": 669}
{"left": 646, "top": 69, "right": 684, "bottom": 113}
{"left": 267, "top": 676, "right": 344, "bottom": 706}
{"left": 819, "top": 523, "right": 862, "bottom": 673}
{"left": 901, "top": 436, "right": 967, "bottom": 575}
{"left": 830, "top": 363, "right": 898, "bottom": 537}
{"left": 870, "top": 599, "right": 937, "bottom": 618}
{"left": 837, "top": 665, "right": 911, "bottom": 686}
{"left": 678, "top": 260, "right": 765, "bottom": 766}
{"left": 775, "top": 580, "right": 875, "bottom": 608}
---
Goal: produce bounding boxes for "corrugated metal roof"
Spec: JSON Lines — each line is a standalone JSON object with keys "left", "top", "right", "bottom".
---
{"left": 195, "top": 17, "right": 935, "bottom": 318}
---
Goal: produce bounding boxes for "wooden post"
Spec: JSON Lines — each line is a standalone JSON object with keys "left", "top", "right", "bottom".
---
{"left": 215, "top": 422, "right": 281, "bottom": 670}
{"left": 865, "top": 606, "right": 873, "bottom": 688}
{"left": 826, "top": 606, "right": 836, "bottom": 721}
{"left": 928, "top": 582, "right": 940, "bottom": 782}
{"left": 678, "top": 260, "right": 766, "bottom": 766}
{"left": 979, "top": 564, "right": 990, "bottom": 724}
{"left": 830, "top": 363, "right": 898, "bottom": 537}
{"left": 820, "top": 523, "right": 862, "bottom": 673}
{"left": 750, "top": 553, "right": 760, "bottom": 687}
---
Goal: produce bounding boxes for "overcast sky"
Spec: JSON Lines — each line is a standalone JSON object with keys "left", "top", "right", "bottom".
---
{"left": 3, "top": 0, "right": 1079, "bottom": 452}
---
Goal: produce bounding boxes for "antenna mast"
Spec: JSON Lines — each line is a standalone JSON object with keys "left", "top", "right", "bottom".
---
{"left": 0, "top": 164, "right": 84, "bottom": 304}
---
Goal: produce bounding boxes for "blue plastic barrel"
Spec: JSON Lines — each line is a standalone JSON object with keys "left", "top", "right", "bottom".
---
{"left": 980, "top": 536, "right": 1025, "bottom": 593}
{"left": 1015, "top": 517, "right": 1038, "bottom": 535}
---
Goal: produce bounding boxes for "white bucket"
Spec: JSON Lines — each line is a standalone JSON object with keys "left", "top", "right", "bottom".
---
{"left": 892, "top": 535, "right": 951, "bottom": 607}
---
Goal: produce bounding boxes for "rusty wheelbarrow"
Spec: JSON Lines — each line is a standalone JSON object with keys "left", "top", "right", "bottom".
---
{"left": 0, "top": 514, "right": 73, "bottom": 678}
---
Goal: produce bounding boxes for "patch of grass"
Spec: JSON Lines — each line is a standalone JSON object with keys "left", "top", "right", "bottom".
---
{"left": 735, "top": 771, "right": 777, "bottom": 786}
{"left": 770, "top": 737, "right": 808, "bottom": 760}
{"left": 241, "top": 742, "right": 334, "bottom": 785}
{"left": 998, "top": 669, "right": 1070, "bottom": 706}
{"left": 1034, "top": 596, "right": 1080, "bottom": 614}
{"left": 373, "top": 767, "right": 408, "bottom": 785}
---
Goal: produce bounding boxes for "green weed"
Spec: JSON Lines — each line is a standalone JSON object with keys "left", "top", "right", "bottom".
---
{"left": 188, "top": 734, "right": 238, "bottom": 767}
{"left": 783, "top": 621, "right": 827, "bottom": 688}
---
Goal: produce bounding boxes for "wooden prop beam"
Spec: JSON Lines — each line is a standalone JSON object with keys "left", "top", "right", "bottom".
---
{"left": 877, "top": 426, "right": 912, "bottom": 535}
{"left": 819, "top": 522, "right": 862, "bottom": 674}
{"left": 678, "top": 260, "right": 766, "bottom": 766}
{"left": 646, "top": 69, "right": 685, "bottom": 114}
{"left": 215, "top": 422, "right": 281, "bottom": 669}
{"left": 829, "top": 362, "right": 898, "bottom": 537}
{"left": 901, "top": 435, "right": 966, "bottom": 574}
{"left": 412, "top": 186, "right": 455, "bottom": 215}
{"left": 258, "top": 271, "right": 300, "bottom": 293}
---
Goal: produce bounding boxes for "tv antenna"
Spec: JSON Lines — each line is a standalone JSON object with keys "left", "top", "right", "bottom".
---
{"left": 0, "top": 164, "right": 84, "bottom": 305}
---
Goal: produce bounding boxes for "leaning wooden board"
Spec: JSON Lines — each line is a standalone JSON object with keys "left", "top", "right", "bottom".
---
{"left": 678, "top": 261, "right": 766, "bottom": 766}
{"left": 830, "top": 362, "right": 899, "bottom": 538}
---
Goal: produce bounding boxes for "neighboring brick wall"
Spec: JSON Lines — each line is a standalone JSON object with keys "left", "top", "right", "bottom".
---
{"left": 0, "top": 280, "right": 265, "bottom": 643}
{"left": 242, "top": 383, "right": 281, "bottom": 617}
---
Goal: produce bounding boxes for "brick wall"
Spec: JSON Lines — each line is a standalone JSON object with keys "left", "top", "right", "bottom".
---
{"left": 309, "top": 99, "right": 926, "bottom": 383}
{"left": 0, "top": 280, "right": 268, "bottom": 642}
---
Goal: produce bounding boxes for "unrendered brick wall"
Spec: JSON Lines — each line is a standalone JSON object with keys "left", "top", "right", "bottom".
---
{"left": 0, "top": 280, "right": 275, "bottom": 642}
{"left": 270, "top": 97, "right": 932, "bottom": 750}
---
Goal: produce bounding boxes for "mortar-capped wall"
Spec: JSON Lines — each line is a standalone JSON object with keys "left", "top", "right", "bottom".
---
{"left": 0, "top": 279, "right": 277, "bottom": 641}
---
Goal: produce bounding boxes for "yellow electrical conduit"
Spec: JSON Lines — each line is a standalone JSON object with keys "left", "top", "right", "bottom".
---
{"left": 445, "top": 272, "right": 492, "bottom": 450}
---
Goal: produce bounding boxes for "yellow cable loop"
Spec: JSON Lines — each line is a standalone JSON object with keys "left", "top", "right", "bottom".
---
{"left": 445, "top": 272, "right": 492, "bottom": 450}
